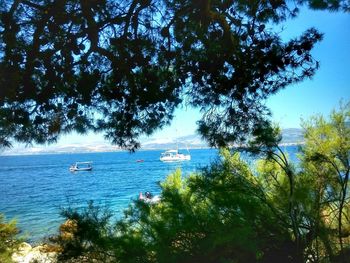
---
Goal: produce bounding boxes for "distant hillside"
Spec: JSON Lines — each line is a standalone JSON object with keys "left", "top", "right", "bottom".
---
{"left": 1, "top": 128, "right": 304, "bottom": 155}
{"left": 141, "top": 128, "right": 304, "bottom": 149}
{"left": 141, "top": 134, "right": 207, "bottom": 150}
{"left": 281, "top": 128, "right": 304, "bottom": 145}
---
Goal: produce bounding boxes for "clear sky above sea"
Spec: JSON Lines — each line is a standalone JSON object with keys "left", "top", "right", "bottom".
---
{"left": 267, "top": 7, "right": 350, "bottom": 128}
{"left": 153, "top": 7, "right": 350, "bottom": 138}
{"left": 2, "top": 7, "right": 350, "bottom": 154}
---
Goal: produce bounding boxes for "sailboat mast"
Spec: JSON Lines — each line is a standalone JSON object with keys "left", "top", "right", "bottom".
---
{"left": 176, "top": 128, "right": 178, "bottom": 151}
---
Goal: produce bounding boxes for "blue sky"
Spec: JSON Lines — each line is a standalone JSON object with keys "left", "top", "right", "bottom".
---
{"left": 3, "top": 7, "right": 349, "bottom": 154}
{"left": 267, "top": 7, "right": 350, "bottom": 128}
{"left": 153, "top": 7, "right": 350, "bottom": 138}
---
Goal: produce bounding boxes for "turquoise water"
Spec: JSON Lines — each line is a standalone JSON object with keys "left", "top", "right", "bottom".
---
{"left": 0, "top": 147, "right": 299, "bottom": 243}
{"left": 0, "top": 149, "right": 219, "bottom": 243}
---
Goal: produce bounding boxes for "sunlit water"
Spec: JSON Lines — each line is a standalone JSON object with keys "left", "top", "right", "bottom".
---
{"left": 0, "top": 147, "right": 299, "bottom": 243}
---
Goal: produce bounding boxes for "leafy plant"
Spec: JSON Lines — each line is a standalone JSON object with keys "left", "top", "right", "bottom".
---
{"left": 0, "top": 0, "right": 324, "bottom": 150}
{"left": 52, "top": 102, "right": 350, "bottom": 262}
{"left": 0, "top": 213, "right": 20, "bottom": 263}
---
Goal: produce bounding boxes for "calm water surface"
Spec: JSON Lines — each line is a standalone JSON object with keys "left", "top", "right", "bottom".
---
{"left": 0, "top": 149, "right": 219, "bottom": 243}
{"left": 0, "top": 147, "right": 299, "bottom": 243}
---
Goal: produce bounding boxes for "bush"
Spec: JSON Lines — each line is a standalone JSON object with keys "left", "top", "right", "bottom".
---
{"left": 53, "top": 152, "right": 296, "bottom": 263}
{"left": 0, "top": 214, "right": 20, "bottom": 263}
{"left": 52, "top": 102, "right": 350, "bottom": 262}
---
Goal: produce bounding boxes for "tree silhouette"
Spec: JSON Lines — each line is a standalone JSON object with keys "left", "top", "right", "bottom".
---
{"left": 301, "top": 0, "right": 350, "bottom": 12}
{"left": 0, "top": 0, "right": 323, "bottom": 149}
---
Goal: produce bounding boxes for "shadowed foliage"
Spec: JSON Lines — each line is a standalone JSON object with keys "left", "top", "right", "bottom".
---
{"left": 0, "top": 1, "right": 349, "bottom": 262}
{"left": 300, "top": 0, "right": 350, "bottom": 12}
{"left": 0, "top": 0, "right": 324, "bottom": 150}
{"left": 0, "top": 214, "right": 20, "bottom": 263}
{"left": 54, "top": 153, "right": 295, "bottom": 263}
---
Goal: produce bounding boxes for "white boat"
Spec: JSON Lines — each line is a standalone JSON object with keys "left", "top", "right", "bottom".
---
{"left": 69, "top": 162, "right": 93, "bottom": 172}
{"left": 160, "top": 149, "right": 191, "bottom": 162}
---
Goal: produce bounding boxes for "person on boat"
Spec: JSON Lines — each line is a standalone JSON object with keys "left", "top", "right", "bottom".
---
{"left": 139, "top": 192, "right": 144, "bottom": 200}
{"left": 145, "top": 191, "right": 153, "bottom": 199}
{"left": 139, "top": 191, "right": 161, "bottom": 204}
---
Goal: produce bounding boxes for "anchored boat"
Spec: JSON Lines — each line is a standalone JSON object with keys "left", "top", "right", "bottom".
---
{"left": 160, "top": 149, "right": 191, "bottom": 162}
{"left": 69, "top": 162, "right": 93, "bottom": 172}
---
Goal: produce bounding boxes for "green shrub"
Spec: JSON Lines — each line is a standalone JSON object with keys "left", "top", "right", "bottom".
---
{"left": 53, "top": 102, "right": 350, "bottom": 263}
{"left": 0, "top": 214, "right": 20, "bottom": 263}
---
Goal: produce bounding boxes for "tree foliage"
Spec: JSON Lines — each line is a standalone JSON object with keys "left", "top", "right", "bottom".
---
{"left": 0, "top": 213, "right": 20, "bottom": 263}
{"left": 51, "top": 102, "right": 350, "bottom": 262}
{"left": 300, "top": 101, "right": 350, "bottom": 260}
{"left": 0, "top": 0, "right": 324, "bottom": 149}
{"left": 55, "top": 152, "right": 294, "bottom": 263}
{"left": 247, "top": 102, "right": 350, "bottom": 261}
{"left": 300, "top": 0, "right": 350, "bottom": 12}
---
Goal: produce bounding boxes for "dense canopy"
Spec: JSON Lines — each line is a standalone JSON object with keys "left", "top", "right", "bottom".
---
{"left": 0, "top": 0, "right": 326, "bottom": 149}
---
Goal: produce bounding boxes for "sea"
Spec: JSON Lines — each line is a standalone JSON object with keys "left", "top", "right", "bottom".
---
{"left": 0, "top": 147, "right": 299, "bottom": 243}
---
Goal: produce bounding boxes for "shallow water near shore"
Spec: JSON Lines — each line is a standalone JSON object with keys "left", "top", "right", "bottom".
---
{"left": 0, "top": 147, "right": 299, "bottom": 243}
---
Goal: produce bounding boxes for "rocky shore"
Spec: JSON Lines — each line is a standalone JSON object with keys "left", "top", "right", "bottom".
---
{"left": 11, "top": 219, "right": 78, "bottom": 263}
{"left": 12, "top": 242, "right": 58, "bottom": 263}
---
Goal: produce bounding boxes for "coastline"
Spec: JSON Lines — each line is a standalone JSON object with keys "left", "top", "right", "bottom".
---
{"left": 0, "top": 142, "right": 304, "bottom": 157}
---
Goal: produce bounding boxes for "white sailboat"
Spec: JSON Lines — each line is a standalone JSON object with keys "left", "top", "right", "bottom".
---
{"left": 160, "top": 141, "right": 191, "bottom": 162}
{"left": 160, "top": 131, "right": 191, "bottom": 162}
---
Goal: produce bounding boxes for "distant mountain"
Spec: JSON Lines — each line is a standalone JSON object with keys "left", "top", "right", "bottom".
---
{"left": 280, "top": 128, "right": 304, "bottom": 145}
{"left": 1, "top": 128, "right": 304, "bottom": 155}
{"left": 141, "top": 128, "right": 304, "bottom": 149}
{"left": 0, "top": 142, "right": 122, "bottom": 156}
{"left": 141, "top": 134, "right": 208, "bottom": 150}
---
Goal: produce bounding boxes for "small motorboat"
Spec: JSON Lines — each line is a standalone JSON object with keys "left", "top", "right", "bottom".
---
{"left": 136, "top": 159, "right": 144, "bottom": 163}
{"left": 69, "top": 162, "right": 93, "bottom": 172}
{"left": 139, "top": 191, "right": 161, "bottom": 204}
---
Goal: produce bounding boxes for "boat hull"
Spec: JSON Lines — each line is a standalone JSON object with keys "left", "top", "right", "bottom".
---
{"left": 160, "top": 155, "right": 191, "bottom": 162}
{"left": 69, "top": 167, "right": 92, "bottom": 172}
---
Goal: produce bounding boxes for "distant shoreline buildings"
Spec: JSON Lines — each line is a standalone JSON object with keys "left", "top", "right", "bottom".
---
{"left": 1, "top": 128, "right": 304, "bottom": 156}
